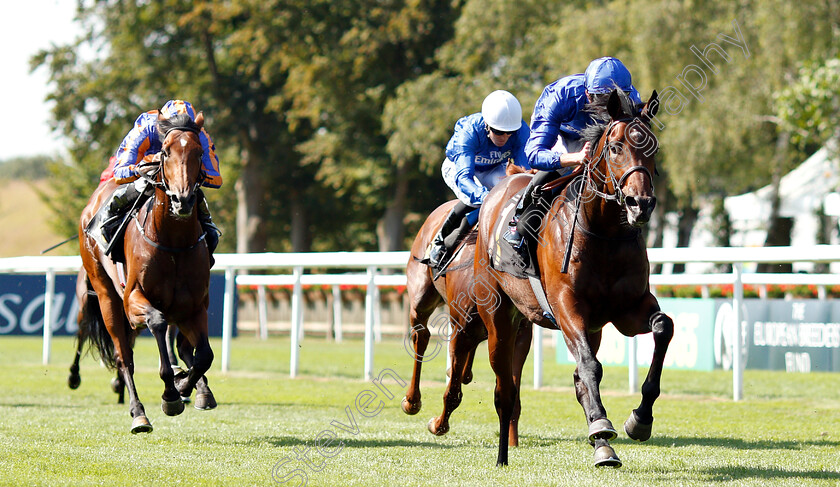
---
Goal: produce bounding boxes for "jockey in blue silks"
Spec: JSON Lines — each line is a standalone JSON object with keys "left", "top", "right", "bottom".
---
{"left": 426, "top": 90, "right": 531, "bottom": 268}
{"left": 95, "top": 100, "right": 222, "bottom": 264}
{"left": 503, "top": 57, "right": 642, "bottom": 248}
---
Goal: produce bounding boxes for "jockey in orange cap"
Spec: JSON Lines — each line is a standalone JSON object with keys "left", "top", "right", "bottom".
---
{"left": 93, "top": 100, "right": 222, "bottom": 264}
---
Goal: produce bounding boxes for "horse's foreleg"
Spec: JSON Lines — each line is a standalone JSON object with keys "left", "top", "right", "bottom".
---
{"left": 428, "top": 319, "right": 481, "bottom": 436}
{"left": 402, "top": 303, "right": 437, "bottom": 416}
{"left": 625, "top": 309, "right": 673, "bottom": 441}
{"left": 509, "top": 321, "right": 533, "bottom": 447}
{"left": 102, "top": 305, "right": 148, "bottom": 432}
{"left": 143, "top": 307, "right": 184, "bottom": 417}
{"left": 569, "top": 329, "right": 616, "bottom": 444}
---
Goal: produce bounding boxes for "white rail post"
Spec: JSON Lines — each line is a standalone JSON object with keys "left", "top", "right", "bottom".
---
{"left": 374, "top": 284, "right": 382, "bottom": 343}
{"left": 257, "top": 285, "right": 268, "bottom": 340}
{"left": 732, "top": 263, "right": 744, "bottom": 401}
{"left": 533, "top": 325, "right": 543, "bottom": 389}
{"left": 364, "top": 266, "right": 376, "bottom": 380}
{"left": 221, "top": 267, "right": 235, "bottom": 373}
{"left": 290, "top": 266, "right": 303, "bottom": 378}
{"left": 332, "top": 284, "right": 343, "bottom": 342}
{"left": 42, "top": 270, "right": 56, "bottom": 365}
{"left": 628, "top": 335, "right": 638, "bottom": 393}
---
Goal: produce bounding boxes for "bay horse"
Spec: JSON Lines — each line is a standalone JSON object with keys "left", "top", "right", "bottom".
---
{"left": 77, "top": 112, "right": 216, "bottom": 433}
{"left": 67, "top": 268, "right": 184, "bottom": 404}
{"left": 403, "top": 166, "right": 532, "bottom": 445}
{"left": 474, "top": 90, "right": 673, "bottom": 467}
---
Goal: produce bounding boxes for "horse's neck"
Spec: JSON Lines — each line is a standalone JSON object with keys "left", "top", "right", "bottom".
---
{"left": 578, "top": 173, "right": 635, "bottom": 240}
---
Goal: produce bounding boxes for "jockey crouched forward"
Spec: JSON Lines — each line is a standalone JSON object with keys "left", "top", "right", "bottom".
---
{"left": 426, "top": 90, "right": 531, "bottom": 268}
{"left": 93, "top": 100, "right": 222, "bottom": 266}
{"left": 504, "top": 56, "right": 642, "bottom": 248}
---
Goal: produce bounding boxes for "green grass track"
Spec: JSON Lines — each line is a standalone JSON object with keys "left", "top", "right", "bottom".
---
{"left": 0, "top": 335, "right": 838, "bottom": 486}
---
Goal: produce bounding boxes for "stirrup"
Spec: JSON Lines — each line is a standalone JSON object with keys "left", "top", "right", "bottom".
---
{"left": 428, "top": 243, "right": 447, "bottom": 268}
{"left": 503, "top": 228, "right": 524, "bottom": 249}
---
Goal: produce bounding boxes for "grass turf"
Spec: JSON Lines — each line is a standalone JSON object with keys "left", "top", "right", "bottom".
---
{"left": 0, "top": 335, "right": 838, "bottom": 486}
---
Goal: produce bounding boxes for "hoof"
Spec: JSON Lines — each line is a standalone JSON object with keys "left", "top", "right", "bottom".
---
{"left": 68, "top": 373, "right": 81, "bottom": 390}
{"left": 463, "top": 370, "right": 473, "bottom": 384}
{"left": 588, "top": 418, "right": 617, "bottom": 444}
{"left": 427, "top": 417, "right": 449, "bottom": 436}
{"left": 593, "top": 445, "right": 622, "bottom": 468}
{"left": 195, "top": 393, "right": 217, "bottom": 410}
{"left": 131, "top": 416, "right": 153, "bottom": 434}
{"left": 401, "top": 397, "right": 421, "bottom": 415}
{"left": 624, "top": 410, "right": 653, "bottom": 442}
{"left": 162, "top": 398, "right": 185, "bottom": 416}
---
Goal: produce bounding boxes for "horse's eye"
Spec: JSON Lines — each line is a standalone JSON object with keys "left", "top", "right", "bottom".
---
{"left": 609, "top": 143, "right": 623, "bottom": 156}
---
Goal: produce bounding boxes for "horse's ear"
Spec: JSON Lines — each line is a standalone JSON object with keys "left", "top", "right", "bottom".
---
{"left": 195, "top": 111, "right": 205, "bottom": 129}
{"left": 640, "top": 90, "right": 659, "bottom": 121}
{"left": 607, "top": 90, "right": 622, "bottom": 120}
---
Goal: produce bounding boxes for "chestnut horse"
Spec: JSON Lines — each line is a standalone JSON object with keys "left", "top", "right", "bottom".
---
{"left": 403, "top": 178, "right": 532, "bottom": 445}
{"left": 474, "top": 90, "right": 673, "bottom": 467}
{"left": 78, "top": 112, "right": 216, "bottom": 433}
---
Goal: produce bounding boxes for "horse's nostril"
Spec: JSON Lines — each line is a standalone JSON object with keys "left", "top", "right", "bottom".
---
{"left": 625, "top": 196, "right": 638, "bottom": 207}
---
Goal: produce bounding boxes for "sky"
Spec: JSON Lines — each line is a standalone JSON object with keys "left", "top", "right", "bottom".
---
{"left": 0, "top": 1, "right": 82, "bottom": 161}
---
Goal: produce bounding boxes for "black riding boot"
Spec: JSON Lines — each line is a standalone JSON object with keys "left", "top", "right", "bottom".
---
{"left": 101, "top": 181, "right": 146, "bottom": 247}
{"left": 428, "top": 201, "right": 472, "bottom": 268}
{"left": 196, "top": 189, "right": 221, "bottom": 267}
{"left": 503, "top": 170, "right": 560, "bottom": 248}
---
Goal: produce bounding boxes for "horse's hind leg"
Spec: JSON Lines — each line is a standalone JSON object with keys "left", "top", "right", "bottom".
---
{"left": 68, "top": 270, "right": 89, "bottom": 390}
{"left": 68, "top": 331, "right": 84, "bottom": 390}
{"left": 509, "top": 321, "right": 532, "bottom": 447}
{"left": 166, "top": 324, "right": 180, "bottom": 370}
{"left": 427, "top": 317, "right": 482, "bottom": 436}
{"left": 623, "top": 306, "right": 673, "bottom": 442}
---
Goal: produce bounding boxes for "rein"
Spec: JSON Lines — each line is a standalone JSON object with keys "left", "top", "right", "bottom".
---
{"left": 558, "top": 117, "right": 652, "bottom": 271}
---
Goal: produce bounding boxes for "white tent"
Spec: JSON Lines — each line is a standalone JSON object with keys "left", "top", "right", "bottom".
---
{"left": 679, "top": 142, "right": 840, "bottom": 273}
{"left": 725, "top": 143, "right": 839, "bottom": 224}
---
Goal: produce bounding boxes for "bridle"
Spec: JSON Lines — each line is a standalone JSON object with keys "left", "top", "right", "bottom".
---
{"left": 134, "top": 125, "right": 207, "bottom": 253}
{"left": 583, "top": 118, "right": 654, "bottom": 206}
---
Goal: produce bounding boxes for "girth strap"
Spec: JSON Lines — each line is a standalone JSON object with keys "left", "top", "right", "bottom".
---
{"left": 528, "top": 275, "right": 559, "bottom": 329}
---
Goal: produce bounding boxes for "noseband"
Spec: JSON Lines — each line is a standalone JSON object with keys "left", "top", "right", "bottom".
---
{"left": 585, "top": 119, "right": 654, "bottom": 206}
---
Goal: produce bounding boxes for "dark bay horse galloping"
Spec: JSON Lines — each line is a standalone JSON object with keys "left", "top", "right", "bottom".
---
{"left": 403, "top": 199, "right": 532, "bottom": 444}
{"left": 77, "top": 112, "right": 216, "bottom": 433}
{"left": 474, "top": 90, "right": 673, "bottom": 467}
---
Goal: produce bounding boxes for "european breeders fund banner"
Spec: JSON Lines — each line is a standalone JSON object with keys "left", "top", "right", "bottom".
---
{"left": 556, "top": 298, "right": 840, "bottom": 373}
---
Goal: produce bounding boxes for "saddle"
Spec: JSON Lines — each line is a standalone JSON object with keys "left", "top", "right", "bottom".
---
{"left": 489, "top": 167, "right": 584, "bottom": 279}
{"left": 84, "top": 190, "right": 153, "bottom": 264}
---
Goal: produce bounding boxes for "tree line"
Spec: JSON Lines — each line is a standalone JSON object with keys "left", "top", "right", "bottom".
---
{"left": 33, "top": 0, "right": 840, "bottom": 256}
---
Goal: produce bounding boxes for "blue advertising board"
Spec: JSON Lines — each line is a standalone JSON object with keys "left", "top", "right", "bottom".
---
{"left": 0, "top": 273, "right": 234, "bottom": 337}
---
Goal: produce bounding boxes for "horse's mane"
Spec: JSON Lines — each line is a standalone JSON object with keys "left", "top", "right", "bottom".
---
{"left": 157, "top": 113, "right": 200, "bottom": 139}
{"left": 579, "top": 90, "right": 641, "bottom": 156}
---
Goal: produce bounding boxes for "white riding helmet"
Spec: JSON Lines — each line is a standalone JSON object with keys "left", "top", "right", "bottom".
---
{"left": 481, "top": 90, "right": 522, "bottom": 133}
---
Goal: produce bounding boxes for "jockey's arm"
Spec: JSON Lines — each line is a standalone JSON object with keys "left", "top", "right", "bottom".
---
{"left": 453, "top": 154, "right": 489, "bottom": 207}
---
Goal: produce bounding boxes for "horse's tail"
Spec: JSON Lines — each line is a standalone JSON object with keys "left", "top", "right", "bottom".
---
{"left": 78, "top": 288, "right": 118, "bottom": 370}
